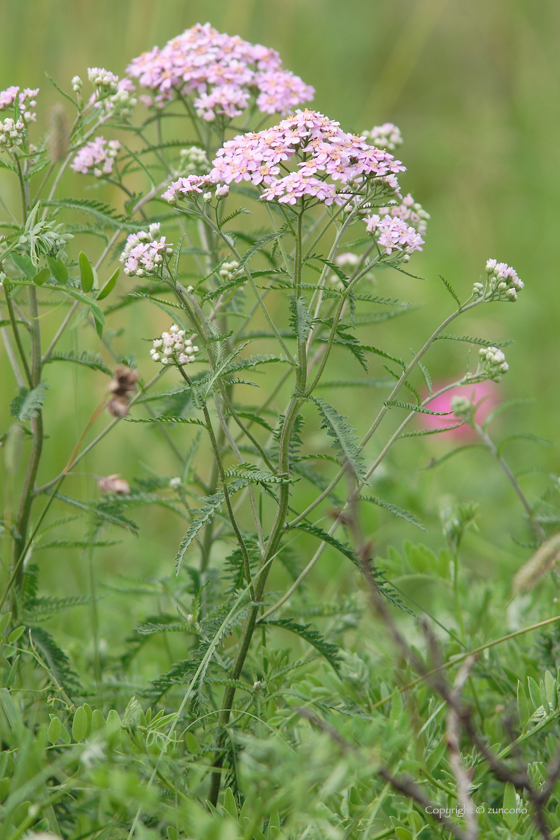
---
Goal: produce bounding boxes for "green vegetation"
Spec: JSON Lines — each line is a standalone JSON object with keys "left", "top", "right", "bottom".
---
{"left": 1, "top": 3, "right": 560, "bottom": 838}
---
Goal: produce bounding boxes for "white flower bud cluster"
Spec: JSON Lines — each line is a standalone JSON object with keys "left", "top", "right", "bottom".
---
{"left": 219, "top": 260, "right": 240, "bottom": 283}
{"left": 120, "top": 223, "right": 173, "bottom": 277}
{"left": 100, "top": 81, "right": 137, "bottom": 117}
{"left": 450, "top": 395, "right": 472, "bottom": 419}
{"left": 178, "top": 145, "right": 210, "bottom": 176}
{"left": 362, "top": 122, "right": 403, "bottom": 151}
{"left": 150, "top": 324, "right": 199, "bottom": 365}
{"left": 72, "top": 75, "right": 83, "bottom": 92}
{"left": 479, "top": 345, "right": 509, "bottom": 379}
{"left": 0, "top": 116, "right": 26, "bottom": 149}
{"left": 474, "top": 259, "right": 524, "bottom": 302}
{"left": 0, "top": 86, "right": 38, "bottom": 149}
{"left": 87, "top": 67, "right": 119, "bottom": 96}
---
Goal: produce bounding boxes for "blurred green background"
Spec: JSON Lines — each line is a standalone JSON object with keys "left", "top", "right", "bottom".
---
{"left": 2, "top": 0, "right": 558, "bottom": 416}
{"left": 1, "top": 0, "right": 559, "bottom": 671}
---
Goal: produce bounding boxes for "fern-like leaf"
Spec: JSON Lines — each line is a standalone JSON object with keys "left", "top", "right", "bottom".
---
{"left": 359, "top": 495, "right": 426, "bottom": 531}
{"left": 23, "top": 595, "right": 90, "bottom": 621}
{"left": 435, "top": 333, "right": 513, "bottom": 349}
{"left": 385, "top": 399, "right": 452, "bottom": 416}
{"left": 287, "top": 521, "right": 358, "bottom": 565}
{"left": 10, "top": 383, "right": 48, "bottom": 421}
{"left": 439, "top": 275, "right": 461, "bottom": 308}
{"left": 262, "top": 618, "right": 341, "bottom": 670}
{"left": 27, "top": 625, "right": 81, "bottom": 695}
{"left": 43, "top": 350, "right": 112, "bottom": 375}
{"left": 310, "top": 396, "right": 367, "bottom": 482}
{"left": 43, "top": 197, "right": 142, "bottom": 231}
{"left": 289, "top": 295, "right": 312, "bottom": 342}
{"left": 175, "top": 493, "right": 224, "bottom": 574}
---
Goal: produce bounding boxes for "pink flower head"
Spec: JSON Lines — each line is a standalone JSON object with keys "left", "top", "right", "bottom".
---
{"left": 194, "top": 85, "right": 250, "bottom": 121}
{"left": 0, "top": 85, "right": 39, "bottom": 123}
{"left": 420, "top": 380, "right": 500, "bottom": 438}
{"left": 365, "top": 214, "right": 424, "bottom": 255}
{"left": 162, "top": 175, "right": 214, "bottom": 202}
{"left": 70, "top": 137, "right": 120, "bottom": 177}
{"left": 119, "top": 223, "right": 173, "bottom": 277}
{"left": 163, "top": 108, "right": 409, "bottom": 225}
{"left": 127, "top": 23, "right": 314, "bottom": 116}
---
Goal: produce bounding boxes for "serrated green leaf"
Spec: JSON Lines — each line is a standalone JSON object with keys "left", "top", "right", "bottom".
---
{"left": 28, "top": 625, "right": 81, "bottom": 695}
{"left": 262, "top": 618, "right": 341, "bottom": 670}
{"left": 43, "top": 197, "right": 142, "bottom": 231}
{"left": 386, "top": 399, "right": 452, "bottom": 416}
{"left": 436, "top": 333, "right": 513, "bottom": 349}
{"left": 43, "top": 350, "right": 111, "bottom": 374}
{"left": 439, "top": 274, "right": 461, "bottom": 308}
{"left": 310, "top": 396, "right": 367, "bottom": 482}
{"left": 287, "top": 520, "right": 358, "bottom": 565}
{"left": 289, "top": 295, "right": 312, "bottom": 342}
{"left": 126, "top": 416, "right": 205, "bottom": 427}
{"left": 174, "top": 494, "right": 224, "bottom": 574}
{"left": 237, "top": 229, "right": 286, "bottom": 272}
{"left": 10, "top": 383, "right": 48, "bottom": 421}
{"left": 360, "top": 495, "right": 426, "bottom": 530}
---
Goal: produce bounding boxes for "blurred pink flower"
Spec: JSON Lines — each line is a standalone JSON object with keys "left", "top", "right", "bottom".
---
{"left": 421, "top": 380, "right": 500, "bottom": 438}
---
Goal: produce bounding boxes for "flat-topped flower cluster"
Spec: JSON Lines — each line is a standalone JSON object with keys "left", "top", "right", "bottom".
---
{"left": 71, "top": 137, "right": 120, "bottom": 177}
{"left": 162, "top": 109, "right": 426, "bottom": 255}
{"left": 127, "top": 22, "right": 313, "bottom": 120}
{"left": 120, "top": 223, "right": 173, "bottom": 277}
{"left": 150, "top": 324, "right": 199, "bottom": 365}
{"left": 0, "top": 86, "right": 38, "bottom": 150}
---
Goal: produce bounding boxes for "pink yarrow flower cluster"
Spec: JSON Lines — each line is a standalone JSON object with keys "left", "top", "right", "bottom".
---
{"left": 71, "top": 137, "right": 120, "bottom": 177}
{"left": 127, "top": 22, "right": 314, "bottom": 119}
{"left": 365, "top": 214, "right": 424, "bottom": 256}
{"left": 0, "top": 86, "right": 39, "bottom": 121}
{"left": 379, "top": 194, "right": 430, "bottom": 237}
{"left": 163, "top": 110, "right": 405, "bottom": 217}
{"left": 120, "top": 223, "right": 173, "bottom": 277}
{"left": 0, "top": 86, "right": 39, "bottom": 149}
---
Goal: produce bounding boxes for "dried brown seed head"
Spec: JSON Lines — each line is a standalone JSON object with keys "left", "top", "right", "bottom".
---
{"left": 97, "top": 474, "right": 130, "bottom": 495}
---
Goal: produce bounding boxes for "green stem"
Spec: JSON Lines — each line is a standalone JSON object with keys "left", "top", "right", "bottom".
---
{"left": 3, "top": 285, "right": 32, "bottom": 386}
{"left": 11, "top": 287, "right": 43, "bottom": 610}
{"left": 474, "top": 422, "right": 546, "bottom": 542}
{"left": 208, "top": 225, "right": 308, "bottom": 804}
